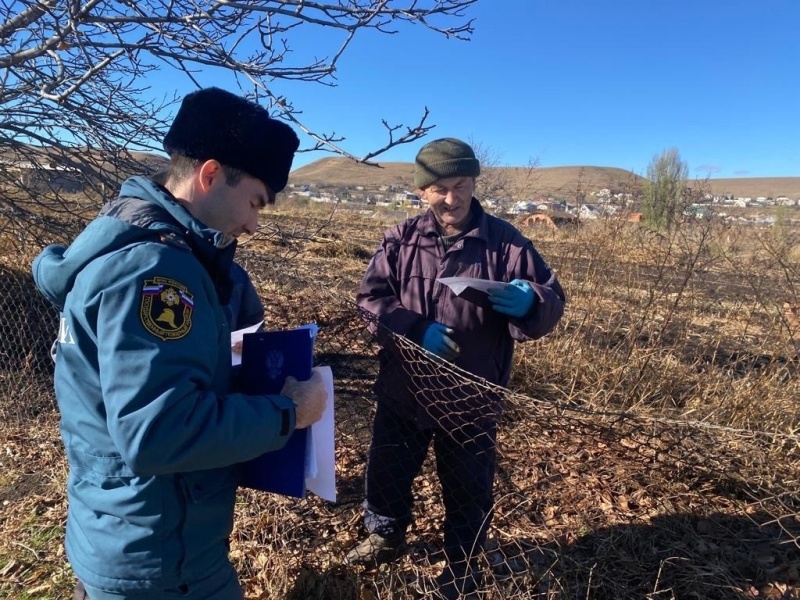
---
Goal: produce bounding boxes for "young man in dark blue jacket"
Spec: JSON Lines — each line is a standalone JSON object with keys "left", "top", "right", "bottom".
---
{"left": 32, "top": 87, "right": 327, "bottom": 600}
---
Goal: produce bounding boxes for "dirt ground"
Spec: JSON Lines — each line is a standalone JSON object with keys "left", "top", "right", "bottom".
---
{"left": 1, "top": 208, "right": 799, "bottom": 599}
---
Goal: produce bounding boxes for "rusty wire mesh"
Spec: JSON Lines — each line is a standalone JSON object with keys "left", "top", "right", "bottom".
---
{"left": 1, "top": 209, "right": 800, "bottom": 600}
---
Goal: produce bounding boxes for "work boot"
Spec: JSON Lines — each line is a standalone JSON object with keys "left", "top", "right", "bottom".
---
{"left": 433, "top": 560, "right": 483, "bottom": 600}
{"left": 343, "top": 531, "right": 406, "bottom": 568}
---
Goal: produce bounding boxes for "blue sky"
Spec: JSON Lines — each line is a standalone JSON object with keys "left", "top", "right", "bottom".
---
{"left": 159, "top": 1, "right": 800, "bottom": 178}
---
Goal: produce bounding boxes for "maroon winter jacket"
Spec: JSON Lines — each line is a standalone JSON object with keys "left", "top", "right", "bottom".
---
{"left": 357, "top": 200, "right": 565, "bottom": 427}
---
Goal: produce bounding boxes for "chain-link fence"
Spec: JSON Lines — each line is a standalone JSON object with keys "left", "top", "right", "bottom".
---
{"left": 1, "top": 211, "right": 799, "bottom": 599}
{"left": 0, "top": 260, "right": 60, "bottom": 420}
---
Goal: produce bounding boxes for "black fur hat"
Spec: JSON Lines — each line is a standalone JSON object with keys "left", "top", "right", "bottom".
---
{"left": 163, "top": 87, "right": 300, "bottom": 197}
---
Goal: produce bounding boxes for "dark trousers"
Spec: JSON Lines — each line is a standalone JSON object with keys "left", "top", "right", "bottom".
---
{"left": 365, "top": 401, "right": 497, "bottom": 564}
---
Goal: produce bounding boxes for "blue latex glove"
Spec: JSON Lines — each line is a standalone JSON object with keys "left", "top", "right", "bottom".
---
{"left": 421, "top": 322, "right": 460, "bottom": 361}
{"left": 488, "top": 279, "right": 536, "bottom": 318}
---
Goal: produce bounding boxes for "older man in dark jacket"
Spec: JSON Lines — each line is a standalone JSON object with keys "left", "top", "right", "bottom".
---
{"left": 346, "top": 138, "right": 565, "bottom": 599}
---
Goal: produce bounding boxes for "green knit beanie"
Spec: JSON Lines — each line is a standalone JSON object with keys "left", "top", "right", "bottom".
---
{"left": 414, "top": 137, "right": 481, "bottom": 189}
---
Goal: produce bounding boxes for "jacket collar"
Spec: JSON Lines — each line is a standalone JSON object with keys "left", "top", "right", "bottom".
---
{"left": 115, "top": 176, "right": 236, "bottom": 257}
{"left": 112, "top": 176, "right": 237, "bottom": 303}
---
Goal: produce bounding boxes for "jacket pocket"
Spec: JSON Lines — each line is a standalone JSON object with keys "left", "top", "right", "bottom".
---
{"left": 65, "top": 447, "right": 169, "bottom": 585}
{"left": 180, "top": 467, "right": 238, "bottom": 504}
{"left": 176, "top": 468, "right": 238, "bottom": 581}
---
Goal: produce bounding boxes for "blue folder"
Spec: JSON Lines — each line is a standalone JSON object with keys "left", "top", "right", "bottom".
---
{"left": 239, "top": 327, "right": 315, "bottom": 497}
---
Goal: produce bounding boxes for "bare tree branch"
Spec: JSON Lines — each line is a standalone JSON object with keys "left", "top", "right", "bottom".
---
{"left": 0, "top": 0, "right": 478, "bottom": 243}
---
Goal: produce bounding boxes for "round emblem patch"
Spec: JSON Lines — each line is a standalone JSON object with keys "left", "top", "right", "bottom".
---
{"left": 140, "top": 277, "right": 194, "bottom": 340}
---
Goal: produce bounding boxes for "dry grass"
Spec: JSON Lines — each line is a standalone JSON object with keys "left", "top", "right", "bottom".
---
{"left": 1, "top": 207, "right": 800, "bottom": 599}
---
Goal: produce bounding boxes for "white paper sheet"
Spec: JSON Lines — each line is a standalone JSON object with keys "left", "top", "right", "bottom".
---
{"left": 230, "top": 322, "right": 263, "bottom": 366}
{"left": 438, "top": 276, "right": 508, "bottom": 295}
{"left": 305, "top": 365, "right": 336, "bottom": 502}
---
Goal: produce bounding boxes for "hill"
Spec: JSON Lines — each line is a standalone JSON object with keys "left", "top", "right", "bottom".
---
{"left": 702, "top": 177, "right": 800, "bottom": 199}
{"left": 0, "top": 144, "right": 169, "bottom": 183}
{"left": 289, "top": 157, "right": 416, "bottom": 188}
{"left": 289, "top": 157, "right": 800, "bottom": 199}
{"left": 4, "top": 145, "right": 797, "bottom": 200}
{"left": 289, "top": 158, "right": 645, "bottom": 196}
{"left": 507, "top": 165, "right": 645, "bottom": 196}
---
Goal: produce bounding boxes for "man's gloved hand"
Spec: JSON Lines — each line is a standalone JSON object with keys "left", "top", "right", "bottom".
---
{"left": 422, "top": 322, "right": 460, "bottom": 361}
{"left": 281, "top": 370, "right": 327, "bottom": 429}
{"left": 488, "top": 279, "right": 536, "bottom": 318}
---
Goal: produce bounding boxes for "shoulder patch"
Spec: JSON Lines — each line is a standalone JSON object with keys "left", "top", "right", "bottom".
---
{"left": 140, "top": 277, "right": 194, "bottom": 340}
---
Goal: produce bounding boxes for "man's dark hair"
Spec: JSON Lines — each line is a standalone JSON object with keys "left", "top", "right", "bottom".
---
{"left": 164, "top": 155, "right": 262, "bottom": 200}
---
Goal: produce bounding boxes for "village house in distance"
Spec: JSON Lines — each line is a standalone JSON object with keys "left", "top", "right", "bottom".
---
{"left": 3, "top": 149, "right": 798, "bottom": 229}
{"left": 285, "top": 158, "right": 800, "bottom": 229}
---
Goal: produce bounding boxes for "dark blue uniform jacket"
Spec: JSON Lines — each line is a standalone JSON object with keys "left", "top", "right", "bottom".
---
{"left": 32, "top": 176, "right": 295, "bottom": 594}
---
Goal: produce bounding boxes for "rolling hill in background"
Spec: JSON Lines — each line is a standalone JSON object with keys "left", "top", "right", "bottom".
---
{"left": 288, "top": 158, "right": 644, "bottom": 195}
{"left": 3, "top": 145, "right": 798, "bottom": 200}
{"left": 289, "top": 157, "right": 417, "bottom": 188}
{"left": 289, "top": 157, "right": 800, "bottom": 199}
{"left": 702, "top": 177, "right": 800, "bottom": 199}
